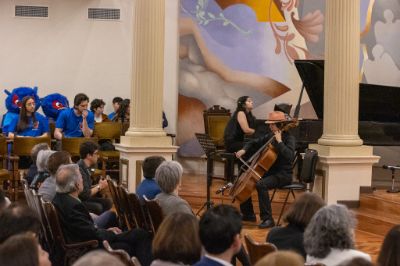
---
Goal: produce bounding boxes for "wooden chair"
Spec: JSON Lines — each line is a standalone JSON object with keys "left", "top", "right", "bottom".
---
{"left": 10, "top": 136, "right": 51, "bottom": 201}
{"left": 93, "top": 122, "right": 121, "bottom": 177}
{"left": 127, "top": 193, "right": 148, "bottom": 230}
{"left": 244, "top": 234, "right": 277, "bottom": 265}
{"left": 203, "top": 105, "right": 231, "bottom": 149}
{"left": 0, "top": 136, "right": 11, "bottom": 196}
{"left": 107, "top": 179, "right": 127, "bottom": 229}
{"left": 103, "top": 240, "right": 141, "bottom": 266}
{"left": 270, "top": 149, "right": 318, "bottom": 225}
{"left": 43, "top": 201, "right": 98, "bottom": 265}
{"left": 142, "top": 196, "right": 164, "bottom": 234}
{"left": 117, "top": 185, "right": 135, "bottom": 230}
{"left": 61, "top": 137, "right": 98, "bottom": 162}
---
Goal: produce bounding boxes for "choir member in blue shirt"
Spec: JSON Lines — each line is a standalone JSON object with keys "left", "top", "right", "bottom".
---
{"left": 107, "top": 96, "right": 123, "bottom": 120}
{"left": 54, "top": 93, "right": 94, "bottom": 140}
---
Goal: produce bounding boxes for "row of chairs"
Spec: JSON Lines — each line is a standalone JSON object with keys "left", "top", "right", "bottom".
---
{"left": 107, "top": 179, "right": 164, "bottom": 235}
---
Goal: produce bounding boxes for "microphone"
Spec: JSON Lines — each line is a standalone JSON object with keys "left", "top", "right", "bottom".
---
{"left": 383, "top": 165, "right": 400, "bottom": 170}
{"left": 216, "top": 182, "right": 233, "bottom": 194}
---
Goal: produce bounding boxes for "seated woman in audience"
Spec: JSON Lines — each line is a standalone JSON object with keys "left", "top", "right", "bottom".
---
{"left": 112, "top": 99, "right": 130, "bottom": 123}
{"left": 7, "top": 96, "right": 49, "bottom": 139}
{"left": 30, "top": 149, "right": 56, "bottom": 189}
{"left": 0, "top": 232, "right": 51, "bottom": 266}
{"left": 90, "top": 99, "right": 110, "bottom": 123}
{"left": 26, "top": 143, "right": 50, "bottom": 185}
{"left": 377, "top": 224, "right": 400, "bottom": 266}
{"left": 304, "top": 204, "right": 371, "bottom": 266}
{"left": 72, "top": 250, "right": 125, "bottom": 266}
{"left": 255, "top": 250, "right": 304, "bottom": 266}
{"left": 266, "top": 192, "right": 325, "bottom": 258}
{"left": 151, "top": 213, "right": 201, "bottom": 266}
{"left": 154, "top": 161, "right": 192, "bottom": 216}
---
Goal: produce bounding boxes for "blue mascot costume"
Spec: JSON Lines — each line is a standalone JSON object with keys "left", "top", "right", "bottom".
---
{"left": 40, "top": 93, "right": 69, "bottom": 122}
{"left": 2, "top": 86, "right": 41, "bottom": 135}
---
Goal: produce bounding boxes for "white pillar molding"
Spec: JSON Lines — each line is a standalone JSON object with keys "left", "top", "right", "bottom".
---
{"left": 311, "top": 0, "right": 380, "bottom": 203}
{"left": 116, "top": 0, "right": 178, "bottom": 192}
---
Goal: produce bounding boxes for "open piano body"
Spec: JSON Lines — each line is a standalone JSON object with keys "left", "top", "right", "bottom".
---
{"left": 292, "top": 60, "right": 400, "bottom": 151}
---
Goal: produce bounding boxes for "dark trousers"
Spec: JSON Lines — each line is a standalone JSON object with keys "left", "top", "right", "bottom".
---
{"left": 240, "top": 173, "right": 291, "bottom": 221}
{"left": 83, "top": 197, "right": 113, "bottom": 215}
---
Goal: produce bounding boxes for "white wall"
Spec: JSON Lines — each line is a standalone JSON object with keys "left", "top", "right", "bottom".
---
{"left": 0, "top": 0, "right": 179, "bottom": 133}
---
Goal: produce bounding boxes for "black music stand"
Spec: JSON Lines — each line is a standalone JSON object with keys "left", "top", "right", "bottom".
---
{"left": 194, "top": 133, "right": 235, "bottom": 214}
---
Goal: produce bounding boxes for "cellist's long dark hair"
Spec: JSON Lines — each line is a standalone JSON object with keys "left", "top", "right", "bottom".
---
{"left": 17, "top": 96, "right": 37, "bottom": 133}
{"left": 235, "top": 96, "right": 255, "bottom": 127}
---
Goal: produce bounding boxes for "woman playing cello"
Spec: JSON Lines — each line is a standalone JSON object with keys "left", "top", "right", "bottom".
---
{"left": 235, "top": 111, "right": 296, "bottom": 228}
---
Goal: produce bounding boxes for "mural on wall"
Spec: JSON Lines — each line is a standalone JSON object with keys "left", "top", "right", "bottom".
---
{"left": 177, "top": 0, "right": 398, "bottom": 156}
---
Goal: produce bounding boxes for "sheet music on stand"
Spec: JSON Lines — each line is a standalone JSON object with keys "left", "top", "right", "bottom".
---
{"left": 195, "top": 133, "right": 218, "bottom": 156}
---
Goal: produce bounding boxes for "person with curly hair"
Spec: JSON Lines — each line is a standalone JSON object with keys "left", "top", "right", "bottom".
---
{"left": 304, "top": 204, "right": 370, "bottom": 266}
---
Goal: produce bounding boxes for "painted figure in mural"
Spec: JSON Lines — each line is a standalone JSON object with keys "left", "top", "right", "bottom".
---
{"left": 235, "top": 111, "right": 295, "bottom": 228}
{"left": 224, "top": 96, "right": 256, "bottom": 153}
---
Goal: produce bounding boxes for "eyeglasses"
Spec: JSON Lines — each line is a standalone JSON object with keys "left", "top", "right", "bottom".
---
{"left": 26, "top": 102, "right": 36, "bottom": 107}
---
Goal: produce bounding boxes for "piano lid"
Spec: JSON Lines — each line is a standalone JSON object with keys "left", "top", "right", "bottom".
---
{"left": 294, "top": 60, "right": 400, "bottom": 122}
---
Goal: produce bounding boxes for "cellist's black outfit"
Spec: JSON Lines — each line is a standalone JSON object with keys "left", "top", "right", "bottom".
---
{"left": 240, "top": 131, "right": 296, "bottom": 227}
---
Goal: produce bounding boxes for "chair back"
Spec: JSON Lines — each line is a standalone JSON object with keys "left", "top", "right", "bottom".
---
{"left": 244, "top": 234, "right": 277, "bottom": 265}
{"left": 43, "top": 201, "right": 68, "bottom": 247}
{"left": 203, "top": 105, "right": 231, "bottom": 148}
{"left": 13, "top": 136, "right": 51, "bottom": 156}
{"left": 107, "top": 179, "right": 126, "bottom": 228}
{"left": 93, "top": 122, "right": 122, "bottom": 141}
{"left": 300, "top": 149, "right": 318, "bottom": 184}
{"left": 117, "top": 185, "right": 135, "bottom": 230}
{"left": 127, "top": 193, "right": 148, "bottom": 229}
{"left": 143, "top": 196, "right": 164, "bottom": 234}
{"left": 61, "top": 137, "right": 98, "bottom": 158}
{"left": 103, "top": 240, "right": 139, "bottom": 266}
{"left": 49, "top": 122, "right": 56, "bottom": 139}
{"left": 33, "top": 192, "right": 53, "bottom": 252}
{"left": 0, "top": 136, "right": 7, "bottom": 157}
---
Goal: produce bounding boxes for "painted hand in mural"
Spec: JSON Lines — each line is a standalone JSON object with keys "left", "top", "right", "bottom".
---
{"left": 270, "top": 0, "right": 323, "bottom": 62}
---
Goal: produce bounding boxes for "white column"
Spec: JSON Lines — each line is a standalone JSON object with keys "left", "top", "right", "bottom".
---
{"left": 116, "top": 0, "right": 179, "bottom": 192}
{"left": 311, "top": 0, "right": 379, "bottom": 204}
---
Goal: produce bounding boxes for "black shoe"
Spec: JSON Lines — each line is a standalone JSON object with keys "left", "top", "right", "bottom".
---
{"left": 258, "top": 219, "right": 275, "bottom": 229}
{"left": 242, "top": 214, "right": 257, "bottom": 222}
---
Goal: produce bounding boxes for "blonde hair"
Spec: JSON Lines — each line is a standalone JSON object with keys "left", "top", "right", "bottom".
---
{"left": 255, "top": 251, "right": 304, "bottom": 266}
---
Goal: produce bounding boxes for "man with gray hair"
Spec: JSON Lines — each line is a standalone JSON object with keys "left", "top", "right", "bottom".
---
{"left": 154, "top": 161, "right": 192, "bottom": 216}
{"left": 72, "top": 250, "right": 125, "bottom": 266}
{"left": 52, "top": 164, "right": 153, "bottom": 265}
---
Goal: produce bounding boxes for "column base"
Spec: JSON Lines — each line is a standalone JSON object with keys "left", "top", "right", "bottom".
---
{"left": 309, "top": 144, "right": 380, "bottom": 204}
{"left": 318, "top": 134, "right": 363, "bottom": 146}
{"left": 115, "top": 138, "right": 178, "bottom": 192}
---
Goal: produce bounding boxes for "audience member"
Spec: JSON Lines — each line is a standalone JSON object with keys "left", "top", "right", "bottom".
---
{"left": 39, "top": 151, "right": 72, "bottom": 202}
{"left": 7, "top": 96, "right": 49, "bottom": 139}
{"left": 136, "top": 156, "right": 165, "bottom": 200}
{"left": 304, "top": 204, "right": 371, "bottom": 266}
{"left": 30, "top": 149, "right": 56, "bottom": 189}
{"left": 0, "top": 189, "right": 10, "bottom": 212}
{"left": 154, "top": 161, "right": 192, "bottom": 216}
{"left": 194, "top": 204, "right": 243, "bottom": 266}
{"left": 112, "top": 99, "right": 130, "bottom": 123}
{"left": 54, "top": 93, "right": 94, "bottom": 139}
{"left": 0, "top": 232, "right": 51, "bottom": 266}
{"left": 255, "top": 251, "right": 304, "bottom": 266}
{"left": 0, "top": 203, "right": 41, "bottom": 243}
{"left": 377, "top": 224, "right": 400, "bottom": 266}
{"left": 52, "top": 164, "right": 152, "bottom": 264}
{"left": 72, "top": 250, "right": 125, "bottom": 266}
{"left": 108, "top": 97, "right": 123, "bottom": 120}
{"left": 151, "top": 213, "right": 201, "bottom": 266}
{"left": 26, "top": 143, "right": 50, "bottom": 185}
{"left": 90, "top": 99, "right": 109, "bottom": 123}
{"left": 78, "top": 141, "right": 111, "bottom": 215}
{"left": 266, "top": 192, "right": 325, "bottom": 258}
{"left": 338, "top": 257, "right": 374, "bottom": 266}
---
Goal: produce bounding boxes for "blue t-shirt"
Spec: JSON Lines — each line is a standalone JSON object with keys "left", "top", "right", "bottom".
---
{"left": 108, "top": 112, "right": 116, "bottom": 120}
{"left": 136, "top": 178, "right": 161, "bottom": 200}
{"left": 55, "top": 108, "right": 94, "bottom": 137}
{"left": 8, "top": 113, "right": 49, "bottom": 137}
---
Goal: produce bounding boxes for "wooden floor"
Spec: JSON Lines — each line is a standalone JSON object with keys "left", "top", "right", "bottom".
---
{"left": 178, "top": 174, "right": 397, "bottom": 263}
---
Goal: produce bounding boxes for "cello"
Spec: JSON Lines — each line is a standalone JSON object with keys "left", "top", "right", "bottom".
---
{"left": 229, "top": 119, "right": 298, "bottom": 203}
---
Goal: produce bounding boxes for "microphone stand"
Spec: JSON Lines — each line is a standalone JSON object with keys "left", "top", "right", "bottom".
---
{"left": 196, "top": 152, "right": 215, "bottom": 216}
{"left": 387, "top": 168, "right": 400, "bottom": 193}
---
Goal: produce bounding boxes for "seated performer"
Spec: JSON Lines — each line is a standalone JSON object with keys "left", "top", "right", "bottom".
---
{"left": 54, "top": 93, "right": 94, "bottom": 139}
{"left": 236, "top": 111, "right": 295, "bottom": 228}
{"left": 224, "top": 96, "right": 256, "bottom": 153}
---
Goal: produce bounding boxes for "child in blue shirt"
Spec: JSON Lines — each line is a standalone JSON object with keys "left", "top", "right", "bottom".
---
{"left": 136, "top": 156, "right": 165, "bottom": 200}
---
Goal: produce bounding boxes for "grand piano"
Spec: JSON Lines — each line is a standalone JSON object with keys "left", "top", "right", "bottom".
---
{"left": 291, "top": 59, "right": 400, "bottom": 150}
